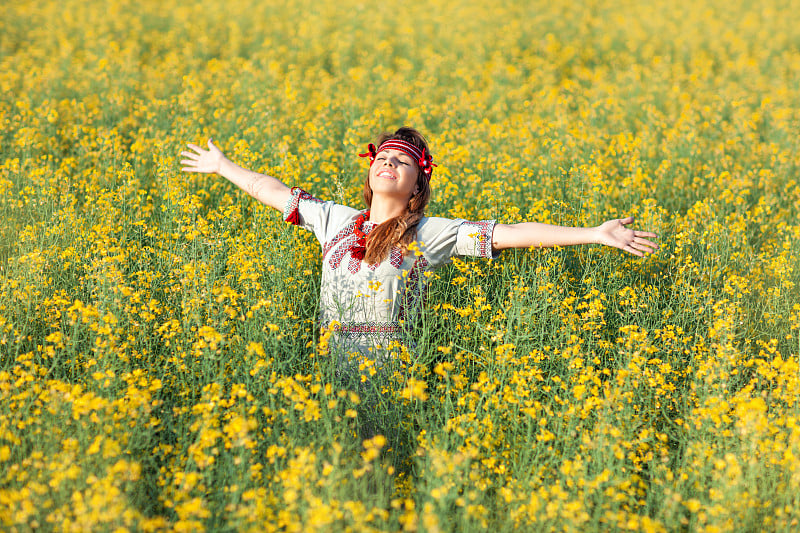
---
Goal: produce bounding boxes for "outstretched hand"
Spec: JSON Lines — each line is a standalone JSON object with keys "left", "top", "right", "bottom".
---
{"left": 596, "top": 216, "right": 659, "bottom": 257}
{"left": 181, "top": 139, "right": 226, "bottom": 174}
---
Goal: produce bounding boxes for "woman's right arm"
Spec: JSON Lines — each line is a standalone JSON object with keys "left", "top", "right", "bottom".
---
{"left": 181, "top": 139, "right": 291, "bottom": 212}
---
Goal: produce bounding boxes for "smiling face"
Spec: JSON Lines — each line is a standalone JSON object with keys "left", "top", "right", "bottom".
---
{"left": 361, "top": 128, "right": 433, "bottom": 221}
{"left": 368, "top": 148, "right": 420, "bottom": 201}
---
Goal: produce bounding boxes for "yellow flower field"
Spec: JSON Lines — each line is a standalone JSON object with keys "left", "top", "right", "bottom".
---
{"left": 2, "top": 0, "right": 800, "bottom": 530}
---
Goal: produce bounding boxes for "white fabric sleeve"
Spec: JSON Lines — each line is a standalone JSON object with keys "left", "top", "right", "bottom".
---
{"left": 282, "top": 187, "right": 357, "bottom": 245}
{"left": 416, "top": 216, "right": 498, "bottom": 269}
{"left": 456, "top": 220, "right": 498, "bottom": 258}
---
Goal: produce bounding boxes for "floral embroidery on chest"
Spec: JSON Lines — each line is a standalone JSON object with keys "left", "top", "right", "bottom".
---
{"left": 322, "top": 219, "right": 405, "bottom": 274}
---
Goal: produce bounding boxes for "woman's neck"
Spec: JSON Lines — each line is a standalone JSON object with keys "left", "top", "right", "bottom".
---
{"left": 368, "top": 198, "right": 407, "bottom": 224}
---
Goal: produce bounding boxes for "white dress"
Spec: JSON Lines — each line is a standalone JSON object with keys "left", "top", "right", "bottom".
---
{"left": 283, "top": 187, "right": 497, "bottom": 364}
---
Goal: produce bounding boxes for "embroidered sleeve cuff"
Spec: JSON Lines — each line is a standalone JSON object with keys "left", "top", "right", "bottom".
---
{"left": 283, "top": 187, "right": 304, "bottom": 225}
{"left": 283, "top": 187, "right": 324, "bottom": 225}
{"left": 456, "top": 220, "right": 498, "bottom": 259}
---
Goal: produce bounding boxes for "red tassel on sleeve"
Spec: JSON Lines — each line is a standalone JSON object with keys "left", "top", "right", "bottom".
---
{"left": 286, "top": 209, "right": 300, "bottom": 226}
{"left": 284, "top": 187, "right": 302, "bottom": 225}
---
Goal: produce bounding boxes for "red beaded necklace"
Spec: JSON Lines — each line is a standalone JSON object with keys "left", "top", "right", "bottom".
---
{"left": 350, "top": 210, "right": 370, "bottom": 261}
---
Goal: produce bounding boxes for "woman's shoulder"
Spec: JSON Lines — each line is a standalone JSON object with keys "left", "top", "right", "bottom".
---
{"left": 284, "top": 186, "right": 362, "bottom": 234}
{"left": 288, "top": 187, "right": 360, "bottom": 213}
{"left": 417, "top": 215, "right": 463, "bottom": 234}
{"left": 322, "top": 201, "right": 363, "bottom": 232}
{"left": 414, "top": 216, "right": 464, "bottom": 247}
{"left": 415, "top": 215, "right": 497, "bottom": 260}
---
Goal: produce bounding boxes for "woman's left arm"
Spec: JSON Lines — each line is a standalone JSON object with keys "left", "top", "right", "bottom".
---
{"left": 491, "top": 216, "right": 659, "bottom": 257}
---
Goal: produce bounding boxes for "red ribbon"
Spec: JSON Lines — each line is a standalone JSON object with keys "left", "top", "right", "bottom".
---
{"left": 418, "top": 151, "right": 436, "bottom": 177}
{"left": 359, "top": 141, "right": 436, "bottom": 180}
{"left": 358, "top": 143, "right": 377, "bottom": 163}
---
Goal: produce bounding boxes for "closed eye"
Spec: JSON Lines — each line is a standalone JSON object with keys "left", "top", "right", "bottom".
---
{"left": 376, "top": 151, "right": 413, "bottom": 165}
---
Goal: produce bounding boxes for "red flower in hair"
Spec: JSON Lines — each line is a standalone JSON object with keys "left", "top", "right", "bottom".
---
{"left": 358, "top": 143, "right": 377, "bottom": 163}
{"left": 418, "top": 149, "right": 436, "bottom": 177}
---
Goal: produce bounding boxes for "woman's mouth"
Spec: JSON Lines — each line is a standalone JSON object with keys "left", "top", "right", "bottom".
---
{"left": 377, "top": 170, "right": 396, "bottom": 179}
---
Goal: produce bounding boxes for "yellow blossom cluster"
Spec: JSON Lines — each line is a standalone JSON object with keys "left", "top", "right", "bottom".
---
{"left": 2, "top": 0, "right": 800, "bottom": 530}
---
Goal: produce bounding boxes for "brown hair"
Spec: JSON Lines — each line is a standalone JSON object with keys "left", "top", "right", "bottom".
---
{"left": 362, "top": 126, "right": 432, "bottom": 264}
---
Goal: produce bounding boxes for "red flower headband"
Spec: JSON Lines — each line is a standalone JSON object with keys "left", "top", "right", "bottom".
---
{"left": 359, "top": 139, "right": 436, "bottom": 179}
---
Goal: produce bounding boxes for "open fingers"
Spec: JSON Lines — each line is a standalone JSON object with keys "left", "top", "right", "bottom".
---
{"left": 610, "top": 218, "right": 659, "bottom": 256}
{"left": 181, "top": 157, "right": 205, "bottom": 171}
{"left": 180, "top": 149, "right": 203, "bottom": 169}
{"left": 181, "top": 144, "right": 206, "bottom": 171}
{"left": 624, "top": 238, "right": 658, "bottom": 255}
{"left": 180, "top": 150, "right": 201, "bottom": 160}
{"left": 623, "top": 244, "right": 644, "bottom": 257}
{"left": 630, "top": 242, "right": 656, "bottom": 254}
{"left": 633, "top": 236, "right": 659, "bottom": 249}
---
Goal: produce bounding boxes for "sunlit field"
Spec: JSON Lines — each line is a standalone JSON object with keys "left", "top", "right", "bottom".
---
{"left": 2, "top": 0, "right": 800, "bottom": 530}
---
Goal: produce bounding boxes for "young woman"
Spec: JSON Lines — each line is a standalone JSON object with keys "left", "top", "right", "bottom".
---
{"left": 181, "top": 126, "right": 658, "bottom": 376}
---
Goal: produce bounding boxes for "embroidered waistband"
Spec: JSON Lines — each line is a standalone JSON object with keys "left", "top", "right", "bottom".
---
{"left": 328, "top": 321, "right": 402, "bottom": 339}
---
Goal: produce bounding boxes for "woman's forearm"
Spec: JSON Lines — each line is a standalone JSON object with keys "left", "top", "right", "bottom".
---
{"left": 492, "top": 217, "right": 658, "bottom": 257}
{"left": 218, "top": 158, "right": 291, "bottom": 211}
{"left": 181, "top": 140, "right": 292, "bottom": 212}
{"left": 491, "top": 222, "right": 600, "bottom": 251}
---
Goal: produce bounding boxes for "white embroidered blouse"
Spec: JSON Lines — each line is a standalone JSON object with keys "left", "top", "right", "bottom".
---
{"left": 283, "top": 187, "right": 497, "bottom": 355}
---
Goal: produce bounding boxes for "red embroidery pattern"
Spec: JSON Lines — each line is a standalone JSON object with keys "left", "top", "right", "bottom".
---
{"left": 323, "top": 222, "right": 358, "bottom": 258}
{"left": 331, "top": 321, "right": 402, "bottom": 340}
{"left": 348, "top": 253, "right": 362, "bottom": 274}
{"left": 328, "top": 235, "right": 357, "bottom": 270}
{"left": 323, "top": 218, "right": 406, "bottom": 274}
{"left": 461, "top": 220, "right": 495, "bottom": 258}
{"left": 342, "top": 244, "right": 405, "bottom": 274}
{"left": 389, "top": 247, "right": 404, "bottom": 269}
